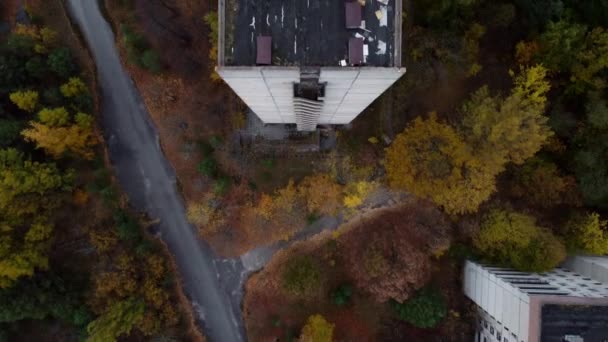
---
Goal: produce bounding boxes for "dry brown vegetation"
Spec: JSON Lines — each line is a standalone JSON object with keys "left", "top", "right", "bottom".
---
{"left": 243, "top": 200, "right": 472, "bottom": 341}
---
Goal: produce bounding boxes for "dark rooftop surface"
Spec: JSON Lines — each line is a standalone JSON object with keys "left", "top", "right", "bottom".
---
{"left": 223, "top": 0, "right": 396, "bottom": 67}
{"left": 541, "top": 304, "right": 608, "bottom": 342}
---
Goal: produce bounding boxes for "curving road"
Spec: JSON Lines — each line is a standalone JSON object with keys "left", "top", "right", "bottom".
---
{"left": 64, "top": 1, "right": 245, "bottom": 341}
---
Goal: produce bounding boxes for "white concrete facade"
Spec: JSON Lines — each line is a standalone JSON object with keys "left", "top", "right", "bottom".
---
{"left": 217, "top": 66, "right": 406, "bottom": 128}
{"left": 464, "top": 258, "right": 608, "bottom": 342}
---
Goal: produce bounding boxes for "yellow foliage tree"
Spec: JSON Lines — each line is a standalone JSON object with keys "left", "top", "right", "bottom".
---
{"left": 60, "top": 77, "right": 88, "bottom": 97}
{"left": 186, "top": 195, "right": 225, "bottom": 234}
{"left": 474, "top": 209, "right": 566, "bottom": 272}
{"left": 37, "top": 107, "right": 70, "bottom": 127}
{"left": 14, "top": 24, "right": 57, "bottom": 54}
{"left": 385, "top": 113, "right": 496, "bottom": 214}
{"left": 300, "top": 314, "right": 334, "bottom": 342}
{"left": 22, "top": 112, "right": 97, "bottom": 159}
{"left": 9, "top": 90, "right": 39, "bottom": 113}
{"left": 564, "top": 212, "right": 608, "bottom": 255}
{"left": 0, "top": 219, "right": 53, "bottom": 288}
{"left": 0, "top": 148, "right": 71, "bottom": 287}
{"left": 299, "top": 174, "right": 344, "bottom": 215}
{"left": 462, "top": 65, "right": 553, "bottom": 167}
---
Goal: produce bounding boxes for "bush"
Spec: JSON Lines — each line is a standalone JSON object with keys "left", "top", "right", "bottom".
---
{"left": 282, "top": 256, "right": 321, "bottom": 295}
{"left": 331, "top": 284, "right": 353, "bottom": 306}
{"left": 140, "top": 49, "right": 161, "bottom": 74}
{"left": 214, "top": 176, "right": 231, "bottom": 195}
{"left": 197, "top": 157, "right": 218, "bottom": 178}
{"left": 114, "top": 210, "right": 142, "bottom": 242}
{"left": 390, "top": 287, "right": 447, "bottom": 328}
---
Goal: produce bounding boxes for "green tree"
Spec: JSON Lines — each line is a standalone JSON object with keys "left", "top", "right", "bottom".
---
{"left": 539, "top": 21, "right": 608, "bottom": 93}
{"left": 573, "top": 94, "right": 608, "bottom": 208}
{"left": 570, "top": 27, "right": 608, "bottom": 92}
{"left": 0, "top": 273, "right": 90, "bottom": 326}
{"left": 385, "top": 113, "right": 496, "bottom": 214}
{"left": 299, "top": 314, "right": 334, "bottom": 342}
{"left": 282, "top": 256, "right": 321, "bottom": 295}
{"left": 87, "top": 298, "right": 144, "bottom": 342}
{"left": 586, "top": 92, "right": 608, "bottom": 129}
{"left": 474, "top": 209, "right": 566, "bottom": 272}
{"left": 0, "top": 120, "right": 22, "bottom": 147}
{"left": 563, "top": 212, "right": 608, "bottom": 254}
{"left": 539, "top": 20, "right": 587, "bottom": 72}
{"left": 25, "top": 56, "right": 45, "bottom": 79}
{"left": 47, "top": 47, "right": 76, "bottom": 78}
{"left": 390, "top": 287, "right": 447, "bottom": 328}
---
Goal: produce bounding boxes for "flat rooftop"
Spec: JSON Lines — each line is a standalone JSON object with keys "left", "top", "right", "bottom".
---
{"left": 220, "top": 0, "right": 400, "bottom": 67}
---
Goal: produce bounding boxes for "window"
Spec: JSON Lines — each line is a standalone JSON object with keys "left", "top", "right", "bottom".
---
{"left": 497, "top": 332, "right": 502, "bottom": 340}
{"left": 484, "top": 321, "right": 488, "bottom": 329}
{"left": 490, "top": 326, "right": 495, "bottom": 335}
{"left": 504, "top": 338, "right": 509, "bottom": 342}
{"left": 483, "top": 338, "right": 487, "bottom": 342}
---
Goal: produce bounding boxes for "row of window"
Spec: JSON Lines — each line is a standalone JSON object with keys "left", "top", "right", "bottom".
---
{"left": 479, "top": 317, "right": 522, "bottom": 342}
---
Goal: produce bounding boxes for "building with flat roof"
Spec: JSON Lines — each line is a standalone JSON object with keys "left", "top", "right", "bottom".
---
{"left": 463, "top": 258, "right": 608, "bottom": 342}
{"left": 217, "top": 0, "right": 405, "bottom": 131}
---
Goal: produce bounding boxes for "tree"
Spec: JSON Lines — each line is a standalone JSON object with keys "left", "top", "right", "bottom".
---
{"left": 539, "top": 20, "right": 608, "bottom": 93}
{"left": 0, "top": 119, "right": 22, "bottom": 147}
{"left": 0, "top": 148, "right": 71, "bottom": 287}
{"left": 474, "top": 209, "right": 566, "bottom": 272}
{"left": 37, "top": 107, "right": 70, "bottom": 127}
{"left": 47, "top": 47, "right": 76, "bottom": 78}
{"left": 60, "top": 77, "right": 88, "bottom": 98}
{"left": 390, "top": 287, "right": 447, "bottom": 328}
{"left": 22, "top": 111, "right": 97, "bottom": 159}
{"left": 385, "top": 113, "right": 495, "bottom": 214}
{"left": 9, "top": 90, "right": 38, "bottom": 112}
{"left": 281, "top": 256, "right": 321, "bottom": 295}
{"left": 586, "top": 91, "right": 608, "bottom": 129}
{"left": 298, "top": 174, "right": 343, "bottom": 216}
{"left": 570, "top": 27, "right": 608, "bottom": 92}
{"left": 186, "top": 196, "right": 225, "bottom": 234}
{"left": 0, "top": 148, "right": 70, "bottom": 215}
{"left": 87, "top": 298, "right": 144, "bottom": 342}
{"left": 539, "top": 20, "right": 587, "bottom": 72}
{"left": 300, "top": 314, "right": 334, "bottom": 342}
{"left": 461, "top": 66, "right": 553, "bottom": 166}
{"left": 0, "top": 272, "right": 90, "bottom": 326}
{"left": 343, "top": 203, "right": 450, "bottom": 303}
{"left": 573, "top": 94, "right": 608, "bottom": 208}
{"left": 508, "top": 158, "right": 581, "bottom": 207}
{"left": 563, "top": 212, "right": 608, "bottom": 255}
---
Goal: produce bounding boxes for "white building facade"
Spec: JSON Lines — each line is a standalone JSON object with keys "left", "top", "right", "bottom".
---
{"left": 463, "top": 258, "right": 608, "bottom": 342}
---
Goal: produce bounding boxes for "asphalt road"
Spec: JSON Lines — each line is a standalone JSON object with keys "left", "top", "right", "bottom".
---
{"left": 64, "top": 1, "right": 245, "bottom": 341}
